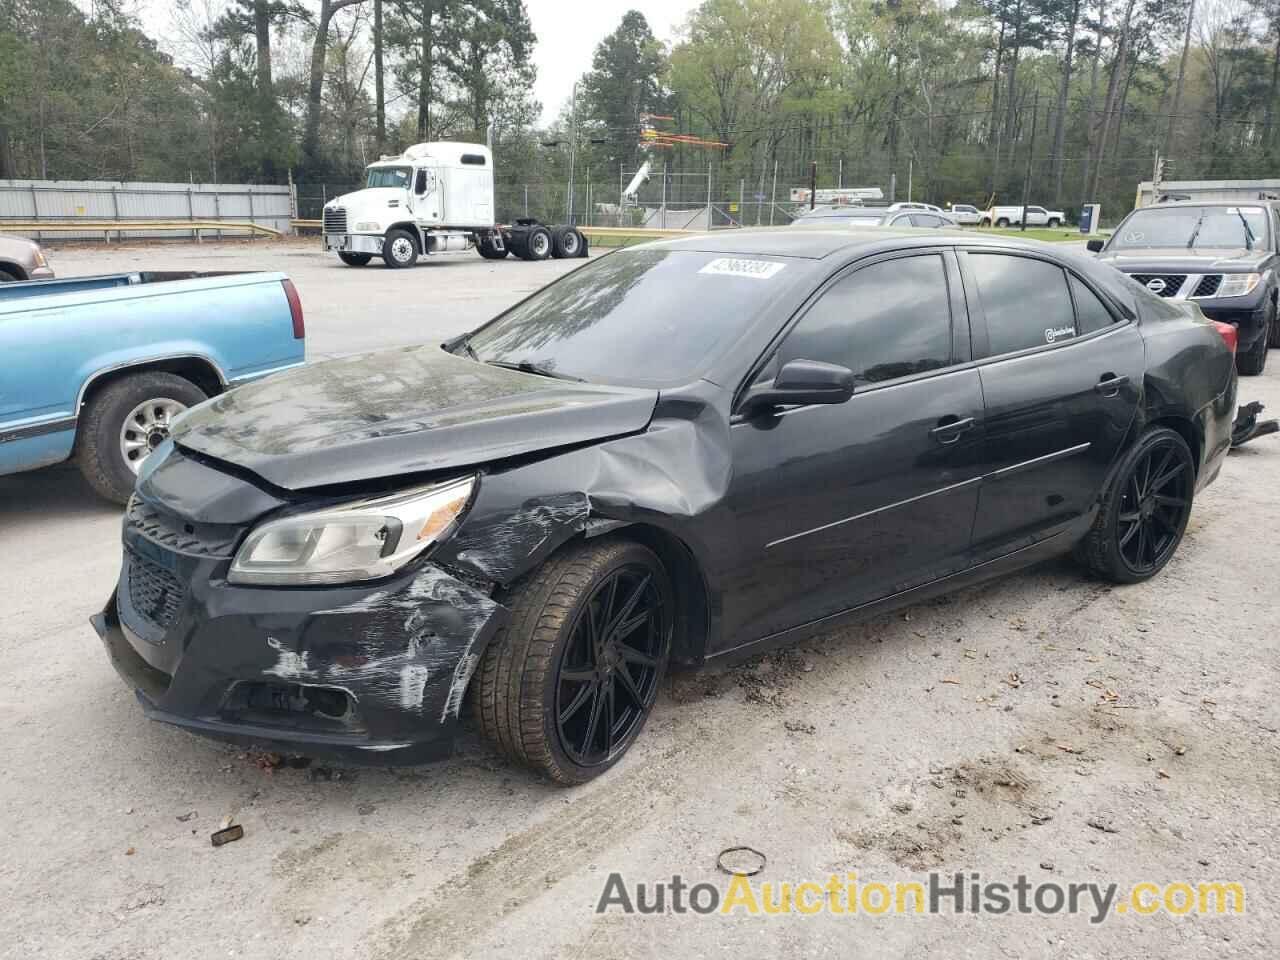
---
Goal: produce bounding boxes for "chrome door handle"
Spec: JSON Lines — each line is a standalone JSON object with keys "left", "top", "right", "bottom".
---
{"left": 930, "top": 416, "right": 975, "bottom": 444}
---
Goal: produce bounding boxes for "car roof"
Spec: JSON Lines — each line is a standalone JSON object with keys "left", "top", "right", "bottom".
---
{"left": 647, "top": 226, "right": 1038, "bottom": 260}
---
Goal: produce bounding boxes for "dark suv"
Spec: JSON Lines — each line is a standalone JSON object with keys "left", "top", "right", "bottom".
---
{"left": 1090, "top": 201, "right": 1279, "bottom": 374}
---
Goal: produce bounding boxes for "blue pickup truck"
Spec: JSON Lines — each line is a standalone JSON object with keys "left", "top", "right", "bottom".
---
{"left": 0, "top": 271, "right": 306, "bottom": 502}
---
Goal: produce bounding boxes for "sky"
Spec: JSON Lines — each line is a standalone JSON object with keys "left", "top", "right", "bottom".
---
{"left": 524, "top": 0, "right": 697, "bottom": 123}
{"left": 97, "top": 0, "right": 700, "bottom": 127}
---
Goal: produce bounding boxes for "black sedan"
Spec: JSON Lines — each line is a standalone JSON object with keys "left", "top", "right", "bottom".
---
{"left": 92, "top": 229, "right": 1238, "bottom": 784}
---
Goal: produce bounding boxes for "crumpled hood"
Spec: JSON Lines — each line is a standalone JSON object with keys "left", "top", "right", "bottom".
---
{"left": 1099, "top": 246, "right": 1270, "bottom": 273}
{"left": 172, "top": 345, "right": 659, "bottom": 490}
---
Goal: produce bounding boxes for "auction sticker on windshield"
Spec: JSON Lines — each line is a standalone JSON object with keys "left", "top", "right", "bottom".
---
{"left": 698, "top": 258, "right": 788, "bottom": 280}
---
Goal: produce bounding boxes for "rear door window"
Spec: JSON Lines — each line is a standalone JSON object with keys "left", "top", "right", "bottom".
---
{"left": 1069, "top": 275, "right": 1117, "bottom": 335}
{"left": 968, "top": 253, "right": 1076, "bottom": 355}
{"left": 778, "top": 254, "right": 953, "bottom": 385}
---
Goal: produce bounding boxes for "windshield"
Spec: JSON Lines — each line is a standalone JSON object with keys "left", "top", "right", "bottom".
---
{"left": 1110, "top": 206, "right": 1268, "bottom": 250}
{"left": 466, "top": 248, "right": 804, "bottom": 386}
{"left": 365, "top": 166, "right": 411, "bottom": 189}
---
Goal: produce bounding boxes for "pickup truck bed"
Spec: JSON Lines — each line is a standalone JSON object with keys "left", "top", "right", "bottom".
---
{"left": 0, "top": 270, "right": 305, "bottom": 502}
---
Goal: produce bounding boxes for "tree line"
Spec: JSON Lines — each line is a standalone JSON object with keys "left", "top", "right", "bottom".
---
{"left": 2, "top": 0, "right": 1280, "bottom": 221}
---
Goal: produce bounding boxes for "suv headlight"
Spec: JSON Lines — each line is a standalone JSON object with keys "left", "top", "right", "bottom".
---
{"left": 228, "top": 476, "right": 475, "bottom": 586}
{"left": 1203, "top": 273, "right": 1262, "bottom": 298}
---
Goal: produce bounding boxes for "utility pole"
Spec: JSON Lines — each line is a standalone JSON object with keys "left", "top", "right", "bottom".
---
{"left": 809, "top": 161, "right": 817, "bottom": 210}
{"left": 566, "top": 81, "right": 578, "bottom": 223}
{"left": 1020, "top": 89, "right": 1040, "bottom": 232}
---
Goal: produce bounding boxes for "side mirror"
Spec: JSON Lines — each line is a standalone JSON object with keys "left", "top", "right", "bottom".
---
{"left": 1086, "top": 238, "right": 1105, "bottom": 253}
{"left": 739, "top": 359, "right": 855, "bottom": 416}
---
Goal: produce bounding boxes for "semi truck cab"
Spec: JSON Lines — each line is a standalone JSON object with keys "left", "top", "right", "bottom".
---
{"left": 322, "top": 141, "right": 585, "bottom": 268}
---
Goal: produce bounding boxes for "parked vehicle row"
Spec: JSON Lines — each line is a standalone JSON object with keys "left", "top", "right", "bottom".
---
{"left": 791, "top": 206, "right": 957, "bottom": 228}
{"left": 982, "top": 204, "right": 1067, "bottom": 228}
{"left": 322, "top": 141, "right": 588, "bottom": 268}
{"left": 0, "top": 271, "right": 306, "bottom": 502}
{"left": 92, "top": 229, "right": 1240, "bottom": 784}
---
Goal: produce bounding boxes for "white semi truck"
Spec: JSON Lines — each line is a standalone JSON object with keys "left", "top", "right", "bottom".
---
{"left": 321, "top": 141, "right": 587, "bottom": 268}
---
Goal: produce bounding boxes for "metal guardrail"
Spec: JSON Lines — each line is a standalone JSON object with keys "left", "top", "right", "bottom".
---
{"left": 1, "top": 219, "right": 283, "bottom": 241}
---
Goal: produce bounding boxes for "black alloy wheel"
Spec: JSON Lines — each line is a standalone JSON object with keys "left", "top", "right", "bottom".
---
{"left": 554, "top": 564, "right": 666, "bottom": 767}
{"left": 473, "top": 538, "right": 673, "bottom": 784}
{"left": 1075, "top": 427, "right": 1195, "bottom": 584}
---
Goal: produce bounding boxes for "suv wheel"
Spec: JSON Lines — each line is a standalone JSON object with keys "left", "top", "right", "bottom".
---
{"left": 473, "top": 538, "right": 673, "bottom": 784}
{"left": 1237, "top": 304, "right": 1272, "bottom": 375}
{"left": 76, "top": 372, "right": 208, "bottom": 504}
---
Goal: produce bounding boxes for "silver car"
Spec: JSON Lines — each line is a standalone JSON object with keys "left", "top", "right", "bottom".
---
{"left": 0, "top": 234, "right": 55, "bottom": 282}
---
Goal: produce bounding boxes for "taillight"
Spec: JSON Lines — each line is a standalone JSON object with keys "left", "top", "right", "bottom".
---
{"left": 1212, "top": 320, "right": 1237, "bottom": 354}
{"left": 282, "top": 279, "right": 305, "bottom": 339}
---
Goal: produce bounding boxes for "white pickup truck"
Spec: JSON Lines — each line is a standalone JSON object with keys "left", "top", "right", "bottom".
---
{"left": 322, "top": 141, "right": 587, "bottom": 267}
{"left": 982, "top": 204, "right": 1066, "bottom": 228}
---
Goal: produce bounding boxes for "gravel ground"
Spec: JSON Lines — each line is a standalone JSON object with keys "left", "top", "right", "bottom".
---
{"left": 1, "top": 239, "right": 1277, "bottom": 959}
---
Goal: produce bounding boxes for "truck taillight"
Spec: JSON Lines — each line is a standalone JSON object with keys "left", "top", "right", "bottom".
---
{"left": 1212, "top": 320, "right": 1237, "bottom": 354}
{"left": 282, "top": 279, "right": 305, "bottom": 339}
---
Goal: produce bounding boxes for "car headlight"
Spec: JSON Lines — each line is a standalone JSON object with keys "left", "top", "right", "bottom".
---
{"left": 228, "top": 476, "right": 475, "bottom": 586}
{"left": 1203, "top": 273, "right": 1262, "bottom": 298}
{"left": 33, "top": 247, "right": 48, "bottom": 267}
{"left": 355, "top": 221, "right": 381, "bottom": 232}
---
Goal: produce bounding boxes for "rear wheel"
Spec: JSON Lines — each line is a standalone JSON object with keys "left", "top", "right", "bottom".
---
{"left": 996, "top": 217, "right": 1010, "bottom": 227}
{"left": 76, "top": 371, "right": 207, "bottom": 504}
{"left": 473, "top": 538, "right": 673, "bottom": 784}
{"left": 382, "top": 229, "right": 418, "bottom": 269}
{"left": 551, "top": 226, "right": 582, "bottom": 259}
{"left": 522, "top": 225, "right": 552, "bottom": 261}
{"left": 478, "top": 235, "right": 508, "bottom": 260}
{"left": 1074, "top": 427, "right": 1195, "bottom": 584}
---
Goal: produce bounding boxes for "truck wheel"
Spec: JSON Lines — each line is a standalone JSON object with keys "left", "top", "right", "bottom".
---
{"left": 473, "top": 537, "right": 673, "bottom": 784}
{"left": 382, "top": 229, "right": 419, "bottom": 269}
{"left": 1047, "top": 218, "right": 1061, "bottom": 228}
{"left": 524, "top": 225, "right": 553, "bottom": 261}
{"left": 76, "top": 372, "right": 207, "bottom": 504}
{"left": 1073, "top": 426, "right": 1195, "bottom": 584}
{"left": 551, "top": 226, "right": 582, "bottom": 259}
{"left": 338, "top": 252, "right": 372, "bottom": 267}
{"left": 996, "top": 217, "right": 1010, "bottom": 227}
{"left": 1237, "top": 320, "right": 1270, "bottom": 375}
{"left": 478, "top": 236, "right": 508, "bottom": 260}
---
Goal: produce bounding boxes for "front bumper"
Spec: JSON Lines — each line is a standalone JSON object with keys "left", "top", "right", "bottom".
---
{"left": 323, "top": 233, "right": 384, "bottom": 256}
{"left": 1197, "top": 302, "right": 1270, "bottom": 350}
{"left": 29, "top": 265, "right": 55, "bottom": 280}
{"left": 91, "top": 531, "right": 507, "bottom": 765}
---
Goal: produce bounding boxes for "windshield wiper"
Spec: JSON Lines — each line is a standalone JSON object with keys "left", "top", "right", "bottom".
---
{"left": 485, "top": 359, "right": 584, "bottom": 382}
{"left": 1234, "top": 208, "right": 1256, "bottom": 250}
{"left": 1186, "top": 209, "right": 1207, "bottom": 249}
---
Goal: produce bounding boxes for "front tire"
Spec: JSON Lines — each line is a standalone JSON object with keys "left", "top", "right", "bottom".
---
{"left": 76, "top": 372, "right": 207, "bottom": 504}
{"left": 338, "top": 252, "right": 372, "bottom": 267}
{"left": 1074, "top": 426, "right": 1195, "bottom": 584}
{"left": 1237, "top": 311, "right": 1270, "bottom": 375}
{"left": 382, "top": 229, "right": 419, "bottom": 269}
{"left": 1047, "top": 218, "right": 1061, "bottom": 228}
{"left": 473, "top": 538, "right": 673, "bottom": 784}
